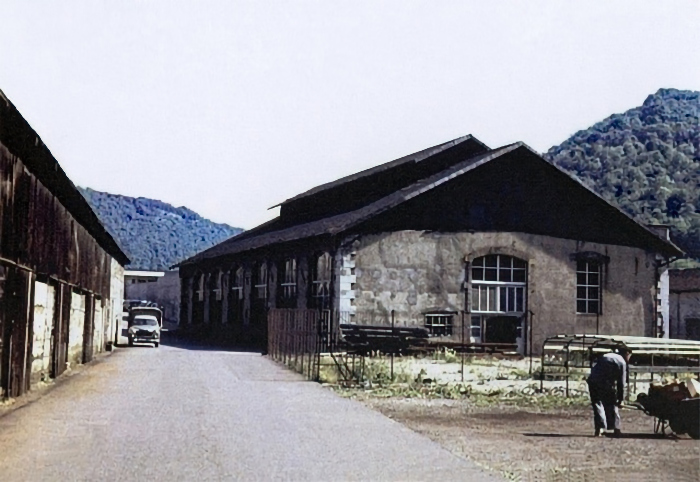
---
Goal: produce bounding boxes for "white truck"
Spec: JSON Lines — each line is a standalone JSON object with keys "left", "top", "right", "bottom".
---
{"left": 127, "top": 307, "right": 163, "bottom": 348}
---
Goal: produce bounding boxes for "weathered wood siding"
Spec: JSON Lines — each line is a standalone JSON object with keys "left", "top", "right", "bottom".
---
{"left": 0, "top": 143, "right": 113, "bottom": 294}
{"left": 0, "top": 113, "right": 126, "bottom": 398}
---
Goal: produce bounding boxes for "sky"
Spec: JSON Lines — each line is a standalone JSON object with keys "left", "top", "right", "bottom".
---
{"left": 1, "top": 1, "right": 699, "bottom": 230}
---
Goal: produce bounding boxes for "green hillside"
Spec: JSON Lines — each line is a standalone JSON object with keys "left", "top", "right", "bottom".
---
{"left": 545, "top": 88, "right": 700, "bottom": 261}
{"left": 79, "top": 187, "right": 243, "bottom": 271}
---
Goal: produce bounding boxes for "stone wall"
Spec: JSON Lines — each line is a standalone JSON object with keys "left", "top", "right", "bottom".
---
{"left": 343, "top": 230, "right": 659, "bottom": 353}
{"left": 68, "top": 292, "right": 85, "bottom": 368}
{"left": 31, "top": 281, "right": 55, "bottom": 384}
{"left": 109, "top": 259, "right": 125, "bottom": 342}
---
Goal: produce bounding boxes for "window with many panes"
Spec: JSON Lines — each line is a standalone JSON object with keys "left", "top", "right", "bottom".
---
{"left": 425, "top": 313, "right": 454, "bottom": 337}
{"left": 576, "top": 260, "right": 601, "bottom": 314}
{"left": 281, "top": 258, "right": 297, "bottom": 299}
{"left": 471, "top": 255, "right": 526, "bottom": 313}
{"left": 470, "top": 315, "right": 482, "bottom": 340}
{"left": 254, "top": 262, "right": 268, "bottom": 300}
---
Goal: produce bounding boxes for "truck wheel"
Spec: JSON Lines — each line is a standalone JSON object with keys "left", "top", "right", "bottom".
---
{"left": 128, "top": 338, "right": 134, "bottom": 347}
{"left": 154, "top": 342, "right": 159, "bottom": 348}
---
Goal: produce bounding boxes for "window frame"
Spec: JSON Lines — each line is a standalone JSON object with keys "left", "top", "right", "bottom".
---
{"left": 425, "top": 313, "right": 455, "bottom": 337}
{"left": 576, "top": 260, "right": 602, "bottom": 315}
{"left": 211, "top": 270, "right": 223, "bottom": 301}
{"left": 311, "top": 252, "right": 332, "bottom": 308}
{"left": 471, "top": 255, "right": 527, "bottom": 314}
{"left": 230, "top": 266, "right": 244, "bottom": 301}
{"left": 280, "top": 258, "right": 298, "bottom": 300}
{"left": 195, "top": 273, "right": 205, "bottom": 302}
{"left": 254, "top": 262, "right": 268, "bottom": 300}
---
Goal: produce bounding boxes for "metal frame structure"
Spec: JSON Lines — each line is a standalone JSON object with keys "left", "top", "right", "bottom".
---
{"left": 540, "top": 334, "right": 700, "bottom": 397}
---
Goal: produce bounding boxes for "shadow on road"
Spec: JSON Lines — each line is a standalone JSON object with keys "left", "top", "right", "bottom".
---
{"left": 523, "top": 432, "right": 672, "bottom": 440}
{"left": 159, "top": 331, "right": 264, "bottom": 354}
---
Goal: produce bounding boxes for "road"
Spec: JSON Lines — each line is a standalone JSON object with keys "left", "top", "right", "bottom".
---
{"left": 0, "top": 334, "right": 497, "bottom": 481}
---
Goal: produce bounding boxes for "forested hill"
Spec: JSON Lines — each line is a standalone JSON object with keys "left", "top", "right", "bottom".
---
{"left": 79, "top": 188, "right": 243, "bottom": 271}
{"left": 544, "top": 88, "right": 700, "bottom": 260}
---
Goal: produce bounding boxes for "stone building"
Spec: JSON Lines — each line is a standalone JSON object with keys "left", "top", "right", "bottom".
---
{"left": 669, "top": 268, "right": 700, "bottom": 340}
{"left": 177, "top": 135, "right": 681, "bottom": 352}
{"left": 124, "top": 269, "right": 181, "bottom": 325}
{"left": 0, "top": 89, "right": 129, "bottom": 399}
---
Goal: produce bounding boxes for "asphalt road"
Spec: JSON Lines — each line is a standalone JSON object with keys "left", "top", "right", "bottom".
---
{"left": 0, "top": 335, "right": 498, "bottom": 481}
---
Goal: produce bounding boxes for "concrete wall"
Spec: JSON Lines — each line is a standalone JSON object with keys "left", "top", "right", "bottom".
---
{"left": 31, "top": 281, "right": 55, "bottom": 384}
{"left": 93, "top": 302, "right": 104, "bottom": 356}
{"left": 68, "top": 292, "right": 85, "bottom": 368}
{"left": 125, "top": 270, "right": 180, "bottom": 324}
{"left": 110, "top": 259, "right": 125, "bottom": 342}
{"left": 343, "top": 230, "right": 659, "bottom": 352}
{"left": 670, "top": 291, "right": 700, "bottom": 339}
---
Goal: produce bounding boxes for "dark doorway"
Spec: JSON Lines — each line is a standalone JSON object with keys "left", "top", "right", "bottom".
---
{"left": 686, "top": 318, "right": 700, "bottom": 341}
{"left": 484, "top": 315, "right": 521, "bottom": 344}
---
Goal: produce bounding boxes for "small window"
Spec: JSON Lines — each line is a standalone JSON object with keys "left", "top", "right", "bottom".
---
{"left": 425, "top": 313, "right": 454, "bottom": 337}
{"left": 470, "top": 315, "right": 482, "bottom": 340}
{"left": 311, "top": 252, "right": 332, "bottom": 308}
{"left": 196, "top": 274, "right": 205, "bottom": 302}
{"left": 576, "top": 260, "right": 601, "bottom": 314}
{"left": 254, "top": 262, "right": 268, "bottom": 300}
{"left": 281, "top": 258, "right": 297, "bottom": 299}
{"left": 209, "top": 270, "right": 223, "bottom": 301}
{"left": 231, "top": 267, "right": 244, "bottom": 301}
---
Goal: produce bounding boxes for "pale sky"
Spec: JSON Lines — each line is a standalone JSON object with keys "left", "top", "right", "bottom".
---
{"left": 1, "top": 1, "right": 698, "bottom": 230}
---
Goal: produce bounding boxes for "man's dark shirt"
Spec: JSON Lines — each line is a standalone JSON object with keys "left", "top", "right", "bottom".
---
{"left": 588, "top": 352, "right": 627, "bottom": 402}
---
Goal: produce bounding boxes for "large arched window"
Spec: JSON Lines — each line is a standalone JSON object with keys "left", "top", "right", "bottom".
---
{"left": 471, "top": 255, "right": 526, "bottom": 313}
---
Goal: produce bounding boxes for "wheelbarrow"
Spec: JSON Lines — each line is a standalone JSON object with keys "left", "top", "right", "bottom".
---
{"left": 631, "top": 390, "right": 700, "bottom": 439}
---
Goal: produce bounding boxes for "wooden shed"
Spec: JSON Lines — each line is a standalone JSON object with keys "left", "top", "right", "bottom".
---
{"left": 0, "top": 89, "right": 129, "bottom": 399}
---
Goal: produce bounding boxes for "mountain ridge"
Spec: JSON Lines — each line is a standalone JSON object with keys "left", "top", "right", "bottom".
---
{"left": 544, "top": 88, "right": 699, "bottom": 261}
{"left": 79, "top": 187, "right": 243, "bottom": 271}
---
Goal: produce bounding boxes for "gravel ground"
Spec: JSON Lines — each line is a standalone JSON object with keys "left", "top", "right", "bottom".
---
{"left": 357, "top": 395, "right": 700, "bottom": 482}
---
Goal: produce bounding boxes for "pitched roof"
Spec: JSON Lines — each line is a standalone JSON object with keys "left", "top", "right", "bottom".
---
{"left": 178, "top": 139, "right": 682, "bottom": 266}
{"left": 0, "top": 89, "right": 130, "bottom": 265}
{"left": 272, "top": 134, "right": 488, "bottom": 208}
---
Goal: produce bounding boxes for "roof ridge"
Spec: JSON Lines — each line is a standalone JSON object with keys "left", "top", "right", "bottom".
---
{"left": 269, "top": 134, "right": 488, "bottom": 208}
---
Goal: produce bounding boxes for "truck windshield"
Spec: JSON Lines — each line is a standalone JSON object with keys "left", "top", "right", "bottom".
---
{"left": 133, "top": 318, "right": 158, "bottom": 326}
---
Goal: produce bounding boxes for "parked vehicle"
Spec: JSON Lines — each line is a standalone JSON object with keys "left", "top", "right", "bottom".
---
{"left": 127, "top": 306, "right": 163, "bottom": 348}
{"left": 128, "top": 315, "right": 161, "bottom": 347}
{"left": 128, "top": 306, "right": 163, "bottom": 328}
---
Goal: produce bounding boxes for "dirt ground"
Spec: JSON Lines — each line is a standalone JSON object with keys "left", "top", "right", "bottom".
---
{"left": 352, "top": 394, "right": 699, "bottom": 482}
